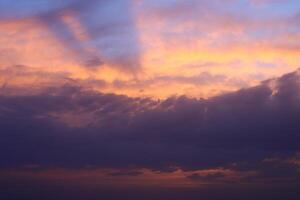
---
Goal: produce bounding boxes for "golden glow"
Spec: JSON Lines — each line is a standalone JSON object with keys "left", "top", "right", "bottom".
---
{"left": 1, "top": 5, "right": 300, "bottom": 99}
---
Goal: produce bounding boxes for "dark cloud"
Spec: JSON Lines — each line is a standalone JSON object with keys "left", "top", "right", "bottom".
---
{"left": 0, "top": 71, "right": 300, "bottom": 176}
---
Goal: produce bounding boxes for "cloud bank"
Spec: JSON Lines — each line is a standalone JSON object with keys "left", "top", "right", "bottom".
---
{"left": 1, "top": 70, "right": 300, "bottom": 174}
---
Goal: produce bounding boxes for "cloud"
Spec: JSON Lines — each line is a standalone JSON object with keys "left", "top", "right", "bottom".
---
{"left": 1, "top": 0, "right": 300, "bottom": 99}
{"left": 0, "top": 70, "right": 300, "bottom": 176}
{"left": 0, "top": 65, "right": 110, "bottom": 97}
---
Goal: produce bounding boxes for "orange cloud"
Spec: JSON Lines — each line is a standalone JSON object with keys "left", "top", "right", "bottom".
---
{"left": 1, "top": 2, "right": 300, "bottom": 99}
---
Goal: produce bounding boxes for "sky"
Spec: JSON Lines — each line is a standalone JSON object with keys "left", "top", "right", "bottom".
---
{"left": 1, "top": 0, "right": 300, "bottom": 199}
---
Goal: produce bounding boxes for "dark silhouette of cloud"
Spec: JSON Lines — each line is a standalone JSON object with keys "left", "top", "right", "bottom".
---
{"left": 1, "top": 69, "right": 300, "bottom": 198}
{"left": 0, "top": 70, "right": 299, "bottom": 172}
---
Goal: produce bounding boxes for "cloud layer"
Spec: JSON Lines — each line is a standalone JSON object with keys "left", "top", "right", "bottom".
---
{"left": 1, "top": 70, "right": 300, "bottom": 173}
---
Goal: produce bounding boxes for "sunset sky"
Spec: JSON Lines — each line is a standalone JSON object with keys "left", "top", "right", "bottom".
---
{"left": 1, "top": 0, "right": 300, "bottom": 199}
